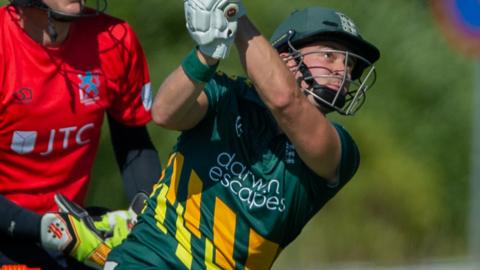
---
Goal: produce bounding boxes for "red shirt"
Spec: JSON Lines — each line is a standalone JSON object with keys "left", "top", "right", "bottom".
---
{"left": 0, "top": 5, "right": 153, "bottom": 213}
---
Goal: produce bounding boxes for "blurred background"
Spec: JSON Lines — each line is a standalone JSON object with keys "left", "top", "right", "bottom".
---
{"left": 3, "top": 0, "right": 479, "bottom": 268}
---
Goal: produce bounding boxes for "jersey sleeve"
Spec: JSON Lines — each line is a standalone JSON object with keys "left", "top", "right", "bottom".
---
{"left": 333, "top": 123, "right": 360, "bottom": 184}
{"left": 310, "top": 123, "right": 360, "bottom": 192}
{"left": 282, "top": 123, "right": 360, "bottom": 244}
{"left": 203, "top": 72, "right": 231, "bottom": 115}
{"left": 107, "top": 23, "right": 152, "bottom": 126}
{"left": 307, "top": 122, "right": 360, "bottom": 209}
{"left": 202, "top": 72, "right": 254, "bottom": 116}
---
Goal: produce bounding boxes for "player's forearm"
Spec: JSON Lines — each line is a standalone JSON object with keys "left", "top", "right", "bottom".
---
{"left": 120, "top": 148, "right": 161, "bottom": 199}
{"left": 108, "top": 117, "right": 161, "bottom": 201}
{"left": 0, "top": 195, "right": 41, "bottom": 242}
{"left": 152, "top": 64, "right": 208, "bottom": 130}
{"left": 235, "top": 16, "right": 299, "bottom": 111}
{"left": 235, "top": 17, "right": 341, "bottom": 180}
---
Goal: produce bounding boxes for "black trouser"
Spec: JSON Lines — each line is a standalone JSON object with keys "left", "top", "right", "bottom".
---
{"left": 0, "top": 237, "right": 94, "bottom": 270}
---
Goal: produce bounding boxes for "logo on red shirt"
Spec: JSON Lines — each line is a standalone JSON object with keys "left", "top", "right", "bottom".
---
{"left": 78, "top": 71, "right": 100, "bottom": 105}
{"left": 11, "top": 131, "right": 37, "bottom": 154}
{"left": 13, "top": 88, "right": 33, "bottom": 104}
{"left": 10, "top": 123, "right": 95, "bottom": 155}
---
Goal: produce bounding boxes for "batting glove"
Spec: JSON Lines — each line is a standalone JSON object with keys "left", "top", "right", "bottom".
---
{"left": 184, "top": 0, "right": 246, "bottom": 59}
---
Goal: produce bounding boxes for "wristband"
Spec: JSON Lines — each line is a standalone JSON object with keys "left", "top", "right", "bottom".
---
{"left": 181, "top": 48, "right": 219, "bottom": 83}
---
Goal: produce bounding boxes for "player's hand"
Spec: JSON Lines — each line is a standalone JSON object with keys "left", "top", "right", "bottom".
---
{"left": 184, "top": 0, "right": 246, "bottom": 59}
{"left": 40, "top": 212, "right": 110, "bottom": 270}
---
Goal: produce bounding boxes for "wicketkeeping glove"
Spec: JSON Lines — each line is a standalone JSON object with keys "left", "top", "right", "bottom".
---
{"left": 40, "top": 205, "right": 110, "bottom": 269}
{"left": 41, "top": 193, "right": 148, "bottom": 269}
{"left": 91, "top": 192, "right": 148, "bottom": 247}
{"left": 184, "top": 0, "right": 246, "bottom": 59}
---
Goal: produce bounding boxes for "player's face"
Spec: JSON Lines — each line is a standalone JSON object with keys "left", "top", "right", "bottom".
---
{"left": 280, "top": 39, "right": 376, "bottom": 115}
{"left": 296, "top": 41, "right": 354, "bottom": 92}
{"left": 42, "top": 0, "right": 85, "bottom": 14}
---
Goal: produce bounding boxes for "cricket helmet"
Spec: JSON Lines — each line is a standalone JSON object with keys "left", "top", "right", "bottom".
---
{"left": 270, "top": 7, "right": 380, "bottom": 115}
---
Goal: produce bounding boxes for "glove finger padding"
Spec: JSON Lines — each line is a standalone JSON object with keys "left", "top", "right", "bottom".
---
{"left": 185, "top": 2, "right": 229, "bottom": 42}
{"left": 199, "top": 34, "right": 236, "bottom": 59}
{"left": 93, "top": 192, "right": 147, "bottom": 232}
{"left": 103, "top": 214, "right": 131, "bottom": 247}
{"left": 54, "top": 193, "right": 102, "bottom": 236}
{"left": 92, "top": 210, "right": 133, "bottom": 246}
{"left": 185, "top": 0, "right": 246, "bottom": 59}
{"left": 92, "top": 192, "right": 148, "bottom": 246}
{"left": 93, "top": 210, "right": 132, "bottom": 231}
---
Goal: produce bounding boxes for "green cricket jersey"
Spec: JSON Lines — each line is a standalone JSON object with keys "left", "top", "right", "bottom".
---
{"left": 108, "top": 72, "right": 360, "bottom": 270}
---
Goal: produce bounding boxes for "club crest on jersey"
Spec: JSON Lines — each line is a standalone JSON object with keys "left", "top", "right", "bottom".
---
{"left": 78, "top": 71, "right": 100, "bottom": 105}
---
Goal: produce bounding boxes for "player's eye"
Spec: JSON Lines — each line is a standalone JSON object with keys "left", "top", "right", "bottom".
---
{"left": 322, "top": 51, "right": 334, "bottom": 61}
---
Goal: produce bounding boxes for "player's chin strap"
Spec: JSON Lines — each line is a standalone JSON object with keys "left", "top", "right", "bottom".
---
{"left": 291, "top": 47, "right": 346, "bottom": 114}
{"left": 300, "top": 65, "right": 346, "bottom": 113}
{"left": 10, "top": 0, "right": 107, "bottom": 42}
{"left": 48, "top": 0, "right": 108, "bottom": 21}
